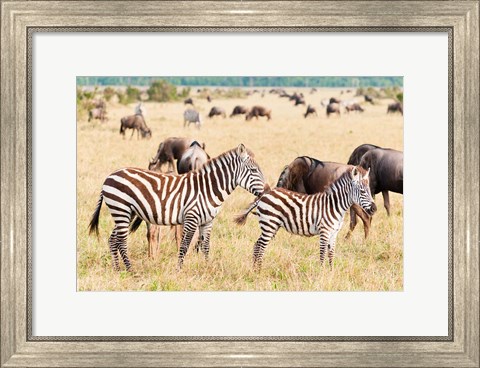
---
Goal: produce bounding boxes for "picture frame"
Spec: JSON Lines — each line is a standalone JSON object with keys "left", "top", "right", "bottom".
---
{"left": 1, "top": 1, "right": 478, "bottom": 367}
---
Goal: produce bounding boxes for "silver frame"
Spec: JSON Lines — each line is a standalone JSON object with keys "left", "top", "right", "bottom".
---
{"left": 1, "top": 1, "right": 478, "bottom": 367}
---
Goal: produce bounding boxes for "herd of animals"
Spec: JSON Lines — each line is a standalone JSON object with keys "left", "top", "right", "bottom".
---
{"left": 86, "top": 87, "right": 403, "bottom": 138}
{"left": 88, "top": 128, "right": 404, "bottom": 272}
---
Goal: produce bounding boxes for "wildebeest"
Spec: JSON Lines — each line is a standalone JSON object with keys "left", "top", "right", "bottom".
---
{"left": 329, "top": 97, "right": 341, "bottom": 104}
{"left": 387, "top": 102, "right": 403, "bottom": 115}
{"left": 246, "top": 106, "right": 272, "bottom": 121}
{"left": 326, "top": 103, "right": 341, "bottom": 117}
{"left": 184, "top": 98, "right": 194, "bottom": 106}
{"left": 310, "top": 88, "right": 318, "bottom": 94}
{"left": 208, "top": 106, "right": 227, "bottom": 118}
{"left": 88, "top": 108, "right": 108, "bottom": 123}
{"left": 183, "top": 109, "right": 202, "bottom": 129}
{"left": 293, "top": 95, "right": 306, "bottom": 106}
{"left": 347, "top": 144, "right": 403, "bottom": 233}
{"left": 364, "top": 95, "right": 374, "bottom": 104}
{"left": 206, "top": 95, "right": 212, "bottom": 102}
{"left": 148, "top": 137, "right": 206, "bottom": 173}
{"left": 304, "top": 104, "right": 317, "bottom": 118}
{"left": 147, "top": 141, "right": 211, "bottom": 255}
{"left": 276, "top": 156, "right": 373, "bottom": 238}
{"left": 345, "top": 103, "right": 365, "bottom": 113}
{"left": 119, "top": 114, "right": 152, "bottom": 139}
{"left": 230, "top": 105, "right": 249, "bottom": 117}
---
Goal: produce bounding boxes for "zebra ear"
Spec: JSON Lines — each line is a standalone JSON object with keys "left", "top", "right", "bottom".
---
{"left": 351, "top": 166, "right": 358, "bottom": 179}
{"left": 237, "top": 144, "right": 247, "bottom": 158}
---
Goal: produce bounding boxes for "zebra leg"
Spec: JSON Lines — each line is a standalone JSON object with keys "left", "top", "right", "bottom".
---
{"left": 177, "top": 217, "right": 198, "bottom": 270}
{"left": 114, "top": 224, "right": 132, "bottom": 271}
{"left": 108, "top": 230, "right": 120, "bottom": 271}
{"left": 382, "top": 191, "right": 391, "bottom": 216}
{"left": 253, "top": 222, "right": 278, "bottom": 271}
{"left": 198, "top": 221, "right": 214, "bottom": 260}
{"left": 319, "top": 228, "right": 329, "bottom": 266}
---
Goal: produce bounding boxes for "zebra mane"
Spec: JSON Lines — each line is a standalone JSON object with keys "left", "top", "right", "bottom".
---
{"left": 324, "top": 166, "right": 368, "bottom": 195}
{"left": 197, "top": 146, "right": 255, "bottom": 173}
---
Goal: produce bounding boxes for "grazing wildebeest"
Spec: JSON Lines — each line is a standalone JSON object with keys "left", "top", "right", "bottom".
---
{"left": 357, "top": 147, "right": 403, "bottom": 215}
{"left": 184, "top": 98, "right": 194, "bottom": 106}
{"left": 387, "top": 102, "right": 403, "bottom": 115}
{"left": 293, "top": 96, "right": 306, "bottom": 106}
{"left": 206, "top": 95, "right": 212, "bottom": 102}
{"left": 230, "top": 105, "right": 249, "bottom": 118}
{"left": 148, "top": 137, "right": 206, "bottom": 173}
{"left": 246, "top": 106, "right": 272, "bottom": 121}
{"left": 329, "top": 97, "right": 341, "bottom": 104}
{"left": 183, "top": 109, "right": 202, "bottom": 129}
{"left": 147, "top": 141, "right": 211, "bottom": 256}
{"left": 326, "top": 103, "right": 341, "bottom": 117}
{"left": 88, "top": 108, "right": 108, "bottom": 123}
{"left": 208, "top": 106, "right": 227, "bottom": 118}
{"left": 347, "top": 144, "right": 403, "bottom": 235}
{"left": 304, "top": 104, "right": 317, "bottom": 118}
{"left": 364, "top": 95, "right": 374, "bottom": 104}
{"left": 345, "top": 103, "right": 365, "bottom": 113}
{"left": 276, "top": 156, "right": 374, "bottom": 239}
{"left": 119, "top": 114, "right": 152, "bottom": 140}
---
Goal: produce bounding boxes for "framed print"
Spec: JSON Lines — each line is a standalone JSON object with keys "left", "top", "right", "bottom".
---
{"left": 1, "top": 1, "right": 478, "bottom": 367}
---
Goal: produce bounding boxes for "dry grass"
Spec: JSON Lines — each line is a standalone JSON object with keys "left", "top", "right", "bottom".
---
{"left": 77, "top": 87, "right": 403, "bottom": 291}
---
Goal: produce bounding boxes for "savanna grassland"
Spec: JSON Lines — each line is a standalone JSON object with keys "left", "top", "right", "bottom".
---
{"left": 77, "top": 87, "right": 403, "bottom": 291}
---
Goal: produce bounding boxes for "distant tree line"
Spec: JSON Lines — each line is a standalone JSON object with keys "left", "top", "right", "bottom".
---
{"left": 77, "top": 76, "right": 403, "bottom": 88}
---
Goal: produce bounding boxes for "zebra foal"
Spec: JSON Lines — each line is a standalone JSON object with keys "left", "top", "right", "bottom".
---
{"left": 235, "top": 166, "right": 377, "bottom": 270}
{"left": 89, "top": 144, "right": 266, "bottom": 271}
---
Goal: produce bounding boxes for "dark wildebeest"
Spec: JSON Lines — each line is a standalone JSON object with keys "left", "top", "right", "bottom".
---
{"left": 345, "top": 103, "right": 365, "bottom": 113}
{"left": 147, "top": 141, "right": 211, "bottom": 256}
{"left": 304, "top": 104, "right": 317, "bottom": 118}
{"left": 326, "top": 103, "right": 341, "bottom": 117}
{"left": 293, "top": 95, "right": 306, "bottom": 106}
{"left": 184, "top": 97, "right": 194, "bottom": 106}
{"left": 329, "top": 97, "right": 341, "bottom": 104}
{"left": 364, "top": 95, "right": 375, "bottom": 104}
{"left": 206, "top": 95, "right": 212, "bottom": 103}
{"left": 246, "top": 106, "right": 272, "bottom": 121}
{"left": 230, "top": 105, "right": 249, "bottom": 118}
{"left": 88, "top": 108, "right": 108, "bottom": 123}
{"left": 183, "top": 109, "right": 202, "bottom": 129}
{"left": 387, "top": 102, "right": 403, "bottom": 115}
{"left": 347, "top": 144, "right": 403, "bottom": 234}
{"left": 119, "top": 114, "right": 152, "bottom": 140}
{"left": 276, "top": 156, "right": 374, "bottom": 238}
{"left": 148, "top": 137, "right": 206, "bottom": 173}
{"left": 208, "top": 106, "right": 227, "bottom": 118}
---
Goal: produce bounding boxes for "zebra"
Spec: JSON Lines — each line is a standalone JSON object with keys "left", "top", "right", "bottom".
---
{"left": 88, "top": 144, "right": 266, "bottom": 271}
{"left": 183, "top": 109, "right": 202, "bottom": 129}
{"left": 234, "top": 166, "right": 377, "bottom": 270}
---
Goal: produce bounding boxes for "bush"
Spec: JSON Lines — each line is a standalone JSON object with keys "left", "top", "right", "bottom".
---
{"left": 147, "top": 80, "right": 178, "bottom": 102}
{"left": 103, "top": 87, "right": 116, "bottom": 102}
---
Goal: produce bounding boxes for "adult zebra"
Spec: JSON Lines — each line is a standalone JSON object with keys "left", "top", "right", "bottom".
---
{"left": 235, "top": 166, "right": 376, "bottom": 270}
{"left": 89, "top": 144, "right": 266, "bottom": 270}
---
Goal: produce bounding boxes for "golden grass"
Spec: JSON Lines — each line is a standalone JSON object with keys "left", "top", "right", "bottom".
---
{"left": 77, "top": 87, "right": 403, "bottom": 291}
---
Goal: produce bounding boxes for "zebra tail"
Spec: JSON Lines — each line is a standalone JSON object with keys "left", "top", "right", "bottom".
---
{"left": 88, "top": 193, "right": 103, "bottom": 237}
{"left": 234, "top": 199, "right": 260, "bottom": 226}
{"left": 129, "top": 215, "right": 143, "bottom": 233}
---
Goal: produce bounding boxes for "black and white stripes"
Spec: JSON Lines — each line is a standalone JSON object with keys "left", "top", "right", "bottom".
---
{"left": 235, "top": 166, "right": 377, "bottom": 269}
{"left": 89, "top": 144, "right": 266, "bottom": 270}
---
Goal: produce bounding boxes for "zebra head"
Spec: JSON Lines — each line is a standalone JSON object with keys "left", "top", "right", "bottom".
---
{"left": 235, "top": 144, "right": 266, "bottom": 197}
{"left": 350, "top": 166, "right": 377, "bottom": 216}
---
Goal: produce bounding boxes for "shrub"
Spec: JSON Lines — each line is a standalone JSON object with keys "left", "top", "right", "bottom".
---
{"left": 103, "top": 87, "right": 116, "bottom": 102}
{"left": 147, "top": 80, "right": 178, "bottom": 102}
